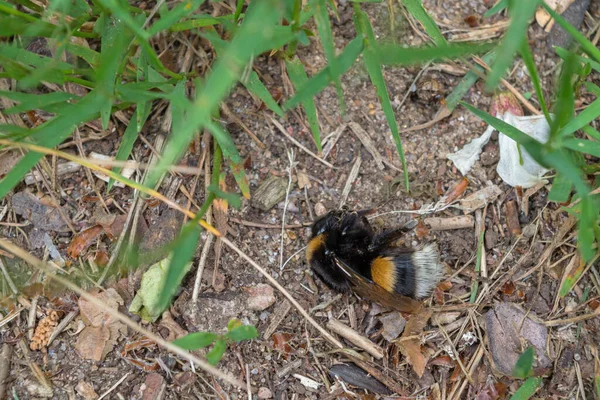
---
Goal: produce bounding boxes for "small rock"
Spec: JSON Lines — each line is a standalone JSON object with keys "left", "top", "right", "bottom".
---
{"left": 75, "top": 381, "right": 98, "bottom": 400}
{"left": 247, "top": 284, "right": 276, "bottom": 311}
{"left": 485, "top": 302, "right": 551, "bottom": 376}
{"left": 258, "top": 387, "right": 273, "bottom": 399}
{"left": 379, "top": 312, "right": 406, "bottom": 341}
{"left": 140, "top": 373, "right": 166, "bottom": 400}
{"left": 314, "top": 202, "right": 327, "bottom": 217}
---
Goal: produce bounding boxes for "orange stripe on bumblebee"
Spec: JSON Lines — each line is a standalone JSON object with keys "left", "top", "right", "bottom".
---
{"left": 370, "top": 256, "right": 397, "bottom": 293}
{"left": 306, "top": 233, "right": 326, "bottom": 263}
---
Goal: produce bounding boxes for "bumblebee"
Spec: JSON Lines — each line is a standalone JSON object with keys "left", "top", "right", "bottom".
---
{"left": 306, "top": 208, "right": 443, "bottom": 313}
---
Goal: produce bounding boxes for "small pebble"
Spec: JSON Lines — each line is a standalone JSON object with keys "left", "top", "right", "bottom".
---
{"left": 258, "top": 387, "right": 272, "bottom": 399}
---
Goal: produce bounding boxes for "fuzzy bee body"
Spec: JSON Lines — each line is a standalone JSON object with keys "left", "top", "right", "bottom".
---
{"left": 306, "top": 209, "right": 443, "bottom": 312}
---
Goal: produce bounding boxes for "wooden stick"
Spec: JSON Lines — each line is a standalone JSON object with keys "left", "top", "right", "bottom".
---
{"left": 424, "top": 216, "right": 474, "bottom": 231}
{"left": 326, "top": 319, "right": 384, "bottom": 359}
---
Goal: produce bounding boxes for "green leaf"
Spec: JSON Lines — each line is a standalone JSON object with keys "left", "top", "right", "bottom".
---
{"left": 0, "top": 91, "right": 78, "bottom": 114}
{"left": 550, "top": 53, "right": 577, "bottom": 140}
{"left": 484, "top": 0, "right": 508, "bottom": 17}
{"left": 206, "top": 339, "right": 227, "bottom": 365}
{"left": 520, "top": 42, "right": 550, "bottom": 121}
{"left": 563, "top": 138, "right": 600, "bottom": 158}
{"left": 227, "top": 325, "right": 259, "bottom": 343}
{"left": 509, "top": 377, "right": 542, "bottom": 400}
{"left": 94, "top": 0, "right": 149, "bottom": 41}
{"left": 486, "top": 0, "right": 539, "bottom": 91}
{"left": 402, "top": 0, "right": 446, "bottom": 45}
{"left": 285, "top": 57, "right": 322, "bottom": 152}
{"left": 595, "top": 374, "right": 600, "bottom": 400}
{"left": 170, "top": 14, "right": 234, "bottom": 32}
{"left": 445, "top": 51, "right": 496, "bottom": 111}
{"left": 376, "top": 42, "right": 495, "bottom": 66}
{"left": 547, "top": 172, "right": 572, "bottom": 203}
{"left": 314, "top": 0, "right": 345, "bottom": 113}
{"left": 557, "top": 96, "right": 600, "bottom": 138}
{"left": 585, "top": 81, "right": 600, "bottom": 97}
{"left": 243, "top": 71, "right": 285, "bottom": 117}
{"left": 227, "top": 318, "right": 243, "bottom": 332}
{"left": 559, "top": 256, "right": 587, "bottom": 297}
{"left": 513, "top": 347, "right": 535, "bottom": 379}
{"left": 555, "top": 47, "right": 600, "bottom": 73}
{"left": 158, "top": 222, "right": 201, "bottom": 308}
{"left": 144, "top": 0, "right": 284, "bottom": 191}
{"left": 283, "top": 36, "right": 363, "bottom": 111}
{"left": 207, "top": 184, "right": 242, "bottom": 209}
{"left": 354, "top": 7, "right": 408, "bottom": 190}
{"left": 542, "top": 2, "right": 600, "bottom": 63}
{"left": 173, "top": 332, "right": 218, "bottom": 350}
{"left": 148, "top": 0, "right": 204, "bottom": 35}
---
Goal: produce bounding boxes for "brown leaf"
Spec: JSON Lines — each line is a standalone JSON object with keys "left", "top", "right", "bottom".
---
{"left": 398, "top": 309, "right": 431, "bottom": 377}
{"left": 75, "top": 326, "right": 110, "bottom": 361}
{"left": 78, "top": 288, "right": 123, "bottom": 327}
{"left": 415, "top": 220, "right": 430, "bottom": 239}
{"left": 68, "top": 225, "right": 104, "bottom": 258}
{"left": 93, "top": 249, "right": 110, "bottom": 267}
{"left": 501, "top": 280, "right": 515, "bottom": 295}
{"left": 271, "top": 332, "right": 295, "bottom": 357}
{"left": 441, "top": 177, "right": 469, "bottom": 204}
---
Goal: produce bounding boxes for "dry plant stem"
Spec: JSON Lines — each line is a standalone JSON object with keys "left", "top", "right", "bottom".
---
{"left": 0, "top": 343, "right": 12, "bottom": 399}
{"left": 280, "top": 149, "right": 297, "bottom": 270}
{"left": 449, "top": 344, "right": 484, "bottom": 400}
{"left": 220, "top": 236, "right": 344, "bottom": 349}
{"left": 424, "top": 216, "right": 474, "bottom": 231}
{"left": 0, "top": 239, "right": 247, "bottom": 390}
{"left": 0, "top": 257, "right": 18, "bottom": 294}
{"left": 27, "top": 296, "right": 38, "bottom": 340}
{"left": 434, "top": 315, "right": 474, "bottom": 385}
{"left": 230, "top": 217, "right": 310, "bottom": 229}
{"left": 471, "top": 55, "right": 540, "bottom": 115}
{"left": 0, "top": 139, "right": 219, "bottom": 236}
{"left": 269, "top": 117, "right": 335, "bottom": 169}
{"left": 339, "top": 155, "right": 362, "bottom": 208}
{"left": 98, "top": 372, "right": 130, "bottom": 400}
{"left": 326, "top": 318, "right": 384, "bottom": 359}
{"left": 74, "top": 127, "right": 109, "bottom": 213}
{"left": 545, "top": 307, "right": 600, "bottom": 327}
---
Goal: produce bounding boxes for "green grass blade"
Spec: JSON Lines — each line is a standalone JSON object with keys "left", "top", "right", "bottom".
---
{"left": 557, "top": 97, "right": 600, "bottom": 138}
{"left": 563, "top": 138, "right": 600, "bottom": 157}
{"left": 542, "top": 2, "right": 600, "bottom": 63}
{"left": 286, "top": 57, "right": 322, "bottom": 152}
{"left": 509, "top": 377, "right": 542, "bottom": 400}
{"left": 94, "top": 0, "right": 149, "bottom": 41}
{"left": 0, "top": 92, "right": 109, "bottom": 198}
{"left": 283, "top": 36, "right": 363, "bottom": 110}
{"left": 0, "top": 91, "right": 78, "bottom": 114}
{"left": 402, "top": 0, "right": 446, "bottom": 45}
{"left": 243, "top": 71, "right": 285, "bottom": 117}
{"left": 585, "top": 81, "right": 600, "bottom": 97}
{"left": 550, "top": 53, "right": 577, "bottom": 140}
{"left": 547, "top": 172, "right": 572, "bottom": 203}
{"left": 376, "top": 42, "right": 495, "bottom": 66}
{"left": 144, "top": 0, "right": 284, "bottom": 190}
{"left": 486, "top": 0, "right": 539, "bottom": 91}
{"left": 555, "top": 47, "right": 600, "bottom": 73}
{"left": 520, "top": 41, "right": 550, "bottom": 121}
{"left": 170, "top": 14, "right": 235, "bottom": 32}
{"left": 484, "top": 0, "right": 508, "bottom": 18}
{"left": 314, "top": 0, "right": 345, "bottom": 113}
{"left": 582, "top": 125, "right": 600, "bottom": 141}
{"left": 513, "top": 347, "right": 534, "bottom": 378}
{"left": 148, "top": 0, "right": 205, "bottom": 35}
{"left": 97, "top": 14, "right": 131, "bottom": 130}
{"left": 354, "top": 7, "right": 408, "bottom": 189}
{"left": 445, "top": 51, "right": 496, "bottom": 111}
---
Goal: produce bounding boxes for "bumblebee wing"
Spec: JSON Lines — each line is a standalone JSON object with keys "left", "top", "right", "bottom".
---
{"left": 333, "top": 256, "right": 422, "bottom": 314}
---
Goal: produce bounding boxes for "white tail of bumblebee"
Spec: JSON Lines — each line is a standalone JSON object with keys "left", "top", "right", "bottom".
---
{"left": 411, "top": 244, "right": 444, "bottom": 299}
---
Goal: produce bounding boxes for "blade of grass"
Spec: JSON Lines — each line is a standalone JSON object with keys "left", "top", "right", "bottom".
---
{"left": 509, "top": 377, "right": 542, "bottom": 400}
{"left": 144, "top": 0, "right": 285, "bottom": 190}
{"left": 376, "top": 42, "right": 495, "bottom": 66}
{"left": 283, "top": 36, "right": 363, "bottom": 110}
{"left": 549, "top": 53, "right": 578, "bottom": 141}
{"left": 520, "top": 41, "right": 550, "bottom": 121}
{"left": 445, "top": 51, "right": 496, "bottom": 111}
{"left": 486, "top": 0, "right": 539, "bottom": 91}
{"left": 470, "top": 229, "right": 485, "bottom": 303}
{"left": 542, "top": 2, "right": 600, "bottom": 63}
{"left": 285, "top": 57, "right": 322, "bottom": 152}
{"left": 484, "top": 0, "right": 508, "bottom": 18}
{"left": 513, "top": 347, "right": 534, "bottom": 378}
{"left": 556, "top": 97, "right": 600, "bottom": 138}
{"left": 402, "top": 0, "right": 446, "bottom": 45}
{"left": 547, "top": 172, "right": 572, "bottom": 203}
{"left": 555, "top": 47, "right": 600, "bottom": 73}
{"left": 148, "top": 0, "right": 204, "bottom": 35}
{"left": 354, "top": 6, "right": 408, "bottom": 189}
{"left": 314, "top": 0, "right": 345, "bottom": 113}
{"left": 0, "top": 91, "right": 79, "bottom": 114}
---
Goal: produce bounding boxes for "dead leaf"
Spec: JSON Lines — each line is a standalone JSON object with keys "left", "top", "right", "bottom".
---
{"left": 441, "top": 177, "right": 469, "bottom": 205}
{"left": 271, "top": 332, "right": 295, "bottom": 357}
{"left": 379, "top": 312, "right": 406, "bottom": 341}
{"left": 297, "top": 170, "right": 310, "bottom": 189}
{"left": 75, "top": 326, "right": 110, "bottom": 361}
{"left": 88, "top": 152, "right": 135, "bottom": 188}
{"left": 68, "top": 225, "right": 104, "bottom": 258}
{"left": 460, "top": 185, "right": 503, "bottom": 213}
{"left": 398, "top": 309, "right": 431, "bottom": 377}
{"left": 12, "top": 191, "right": 70, "bottom": 232}
{"left": 75, "top": 380, "right": 99, "bottom": 400}
{"left": 78, "top": 288, "right": 123, "bottom": 327}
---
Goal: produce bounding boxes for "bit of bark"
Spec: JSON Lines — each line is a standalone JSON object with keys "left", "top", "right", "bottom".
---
{"left": 424, "top": 216, "right": 474, "bottom": 231}
{"left": 505, "top": 200, "right": 521, "bottom": 237}
{"left": 251, "top": 176, "right": 288, "bottom": 211}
